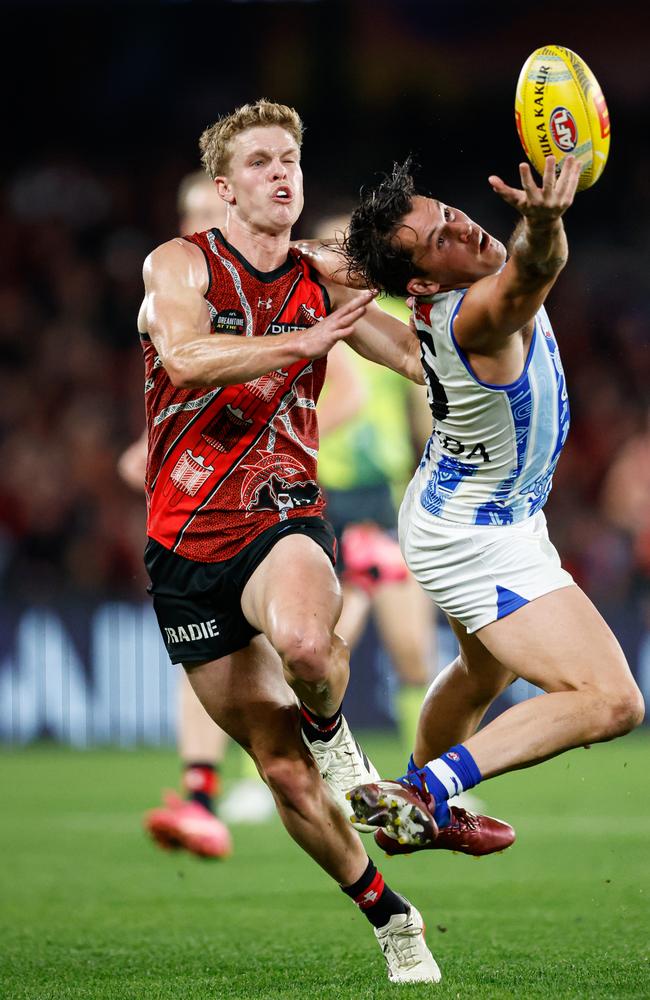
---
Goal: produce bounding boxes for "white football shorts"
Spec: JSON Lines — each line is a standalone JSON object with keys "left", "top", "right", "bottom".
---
{"left": 398, "top": 478, "right": 574, "bottom": 634}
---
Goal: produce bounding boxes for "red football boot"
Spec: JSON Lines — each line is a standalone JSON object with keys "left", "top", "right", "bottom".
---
{"left": 374, "top": 805, "right": 515, "bottom": 857}
{"left": 144, "top": 791, "right": 232, "bottom": 859}
{"left": 346, "top": 780, "right": 438, "bottom": 847}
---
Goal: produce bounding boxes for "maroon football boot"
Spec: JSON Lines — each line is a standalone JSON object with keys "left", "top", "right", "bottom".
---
{"left": 374, "top": 805, "right": 515, "bottom": 857}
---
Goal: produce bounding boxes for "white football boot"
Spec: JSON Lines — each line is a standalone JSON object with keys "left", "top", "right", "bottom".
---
{"left": 375, "top": 903, "right": 442, "bottom": 984}
{"left": 301, "top": 715, "right": 380, "bottom": 832}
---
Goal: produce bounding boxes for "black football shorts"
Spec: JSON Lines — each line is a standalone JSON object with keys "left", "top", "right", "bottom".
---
{"left": 145, "top": 517, "right": 336, "bottom": 665}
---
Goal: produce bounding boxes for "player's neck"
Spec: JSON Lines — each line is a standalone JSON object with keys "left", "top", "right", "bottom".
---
{"left": 222, "top": 217, "right": 291, "bottom": 273}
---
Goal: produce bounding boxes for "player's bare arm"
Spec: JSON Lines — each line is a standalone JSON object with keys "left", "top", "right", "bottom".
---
{"left": 142, "top": 239, "right": 374, "bottom": 387}
{"left": 293, "top": 239, "right": 366, "bottom": 288}
{"left": 455, "top": 154, "right": 582, "bottom": 353}
{"left": 326, "top": 282, "right": 424, "bottom": 385}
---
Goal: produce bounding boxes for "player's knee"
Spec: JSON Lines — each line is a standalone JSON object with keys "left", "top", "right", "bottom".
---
{"left": 275, "top": 624, "right": 337, "bottom": 684}
{"left": 607, "top": 684, "right": 645, "bottom": 737}
{"left": 592, "top": 682, "right": 645, "bottom": 740}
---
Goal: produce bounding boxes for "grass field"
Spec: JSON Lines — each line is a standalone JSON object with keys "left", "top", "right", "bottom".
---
{"left": 1, "top": 732, "right": 649, "bottom": 1000}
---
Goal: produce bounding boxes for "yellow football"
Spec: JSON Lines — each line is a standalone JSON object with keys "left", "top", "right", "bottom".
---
{"left": 515, "top": 45, "right": 610, "bottom": 191}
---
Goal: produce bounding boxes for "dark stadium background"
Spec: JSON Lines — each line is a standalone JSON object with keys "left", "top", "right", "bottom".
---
{"left": 1, "top": 0, "right": 649, "bottom": 744}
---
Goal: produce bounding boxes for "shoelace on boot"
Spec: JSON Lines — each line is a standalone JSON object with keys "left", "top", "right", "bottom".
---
{"left": 384, "top": 921, "right": 424, "bottom": 970}
{"left": 452, "top": 807, "right": 479, "bottom": 831}
{"left": 318, "top": 745, "right": 365, "bottom": 787}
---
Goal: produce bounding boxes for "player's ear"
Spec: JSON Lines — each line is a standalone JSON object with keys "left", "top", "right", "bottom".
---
{"left": 407, "top": 276, "right": 440, "bottom": 296}
{"left": 215, "top": 176, "right": 235, "bottom": 204}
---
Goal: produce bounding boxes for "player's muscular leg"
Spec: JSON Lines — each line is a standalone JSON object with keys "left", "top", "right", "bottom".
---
{"left": 178, "top": 668, "right": 229, "bottom": 763}
{"left": 185, "top": 636, "right": 368, "bottom": 885}
{"left": 373, "top": 577, "right": 433, "bottom": 686}
{"left": 459, "top": 586, "right": 645, "bottom": 778}
{"left": 412, "top": 615, "right": 515, "bottom": 765}
{"left": 241, "top": 534, "right": 348, "bottom": 717}
{"left": 335, "top": 584, "right": 372, "bottom": 650}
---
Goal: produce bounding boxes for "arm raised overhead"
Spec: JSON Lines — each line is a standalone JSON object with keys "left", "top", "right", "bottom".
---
{"left": 455, "top": 154, "right": 582, "bottom": 353}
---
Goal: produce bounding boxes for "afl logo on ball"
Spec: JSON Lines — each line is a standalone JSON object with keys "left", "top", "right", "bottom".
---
{"left": 549, "top": 107, "right": 578, "bottom": 152}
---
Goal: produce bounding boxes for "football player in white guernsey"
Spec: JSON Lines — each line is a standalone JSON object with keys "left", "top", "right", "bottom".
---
{"left": 338, "top": 154, "right": 645, "bottom": 854}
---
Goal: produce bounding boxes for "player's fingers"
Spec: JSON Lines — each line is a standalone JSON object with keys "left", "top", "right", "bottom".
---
{"left": 327, "top": 294, "right": 368, "bottom": 326}
{"left": 488, "top": 174, "right": 513, "bottom": 194}
{"left": 568, "top": 158, "right": 583, "bottom": 194}
{"left": 336, "top": 289, "right": 375, "bottom": 316}
{"left": 541, "top": 154, "right": 557, "bottom": 194}
{"left": 519, "top": 161, "right": 540, "bottom": 197}
{"left": 489, "top": 175, "right": 525, "bottom": 209}
{"left": 333, "top": 303, "right": 368, "bottom": 328}
{"left": 317, "top": 324, "right": 355, "bottom": 352}
{"left": 310, "top": 323, "right": 356, "bottom": 357}
{"left": 553, "top": 154, "right": 573, "bottom": 188}
{"left": 555, "top": 155, "right": 582, "bottom": 199}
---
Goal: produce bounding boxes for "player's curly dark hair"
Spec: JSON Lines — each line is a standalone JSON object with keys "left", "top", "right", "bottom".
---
{"left": 344, "top": 158, "right": 426, "bottom": 297}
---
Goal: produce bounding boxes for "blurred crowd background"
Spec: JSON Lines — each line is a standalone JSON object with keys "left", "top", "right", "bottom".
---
{"left": 1, "top": 0, "right": 649, "bottom": 740}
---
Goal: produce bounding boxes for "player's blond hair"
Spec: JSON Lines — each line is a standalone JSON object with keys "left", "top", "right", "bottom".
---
{"left": 199, "top": 99, "right": 304, "bottom": 179}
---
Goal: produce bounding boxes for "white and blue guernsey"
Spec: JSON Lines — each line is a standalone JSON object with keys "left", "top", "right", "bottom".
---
{"left": 413, "top": 289, "right": 570, "bottom": 526}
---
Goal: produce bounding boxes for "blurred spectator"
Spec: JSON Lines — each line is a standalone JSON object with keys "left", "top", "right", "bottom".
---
{"left": 601, "top": 405, "right": 650, "bottom": 597}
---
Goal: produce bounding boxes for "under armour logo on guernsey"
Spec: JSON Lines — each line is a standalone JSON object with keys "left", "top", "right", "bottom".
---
{"left": 258, "top": 297, "right": 273, "bottom": 310}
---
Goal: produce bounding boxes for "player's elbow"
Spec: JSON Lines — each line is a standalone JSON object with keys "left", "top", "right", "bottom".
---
{"left": 402, "top": 352, "right": 425, "bottom": 384}
{"left": 162, "top": 348, "right": 206, "bottom": 389}
{"left": 166, "top": 364, "right": 203, "bottom": 389}
{"left": 409, "top": 364, "right": 426, "bottom": 386}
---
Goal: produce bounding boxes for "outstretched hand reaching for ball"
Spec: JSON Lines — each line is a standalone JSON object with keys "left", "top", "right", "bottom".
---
{"left": 488, "top": 155, "right": 582, "bottom": 223}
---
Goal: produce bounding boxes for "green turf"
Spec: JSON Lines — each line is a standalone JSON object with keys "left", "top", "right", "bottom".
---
{"left": 1, "top": 732, "right": 649, "bottom": 999}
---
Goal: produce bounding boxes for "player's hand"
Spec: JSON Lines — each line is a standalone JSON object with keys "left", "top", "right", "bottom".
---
{"left": 294, "top": 289, "right": 377, "bottom": 359}
{"left": 488, "top": 155, "right": 582, "bottom": 223}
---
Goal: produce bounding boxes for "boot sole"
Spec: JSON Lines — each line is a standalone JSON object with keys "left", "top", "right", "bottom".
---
{"left": 346, "top": 783, "right": 437, "bottom": 846}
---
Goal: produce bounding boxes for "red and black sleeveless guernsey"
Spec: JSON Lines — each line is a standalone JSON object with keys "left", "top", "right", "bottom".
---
{"left": 141, "top": 228, "right": 331, "bottom": 562}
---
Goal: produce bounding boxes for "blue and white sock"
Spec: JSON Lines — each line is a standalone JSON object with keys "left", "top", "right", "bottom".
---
{"left": 402, "top": 746, "right": 482, "bottom": 829}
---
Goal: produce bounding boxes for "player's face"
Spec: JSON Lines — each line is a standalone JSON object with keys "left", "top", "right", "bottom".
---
{"left": 397, "top": 195, "right": 506, "bottom": 294}
{"left": 179, "top": 181, "right": 228, "bottom": 235}
{"left": 219, "top": 125, "right": 303, "bottom": 233}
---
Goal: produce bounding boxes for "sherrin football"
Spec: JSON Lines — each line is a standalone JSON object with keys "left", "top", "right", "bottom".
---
{"left": 515, "top": 45, "right": 610, "bottom": 191}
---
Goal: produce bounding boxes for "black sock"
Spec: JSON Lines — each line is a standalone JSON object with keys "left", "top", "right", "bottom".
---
{"left": 342, "top": 858, "right": 409, "bottom": 929}
{"left": 183, "top": 762, "right": 219, "bottom": 814}
{"left": 300, "top": 702, "right": 342, "bottom": 743}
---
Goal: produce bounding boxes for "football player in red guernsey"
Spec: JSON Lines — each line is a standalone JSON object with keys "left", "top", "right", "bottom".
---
{"left": 122, "top": 171, "right": 276, "bottom": 862}
{"left": 139, "top": 100, "right": 440, "bottom": 984}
